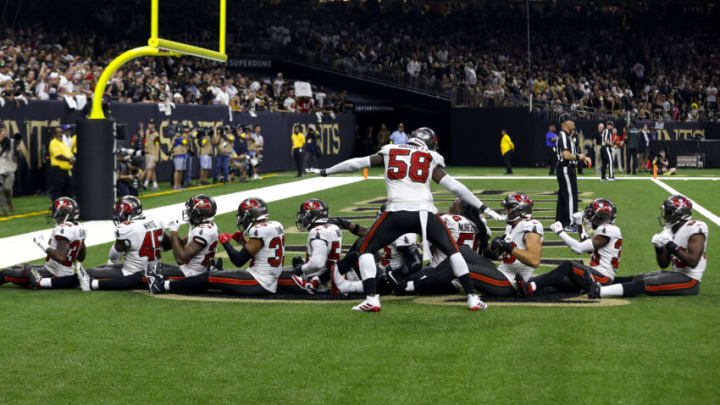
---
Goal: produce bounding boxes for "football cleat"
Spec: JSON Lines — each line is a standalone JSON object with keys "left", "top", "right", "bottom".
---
{"left": 467, "top": 294, "right": 488, "bottom": 311}
{"left": 146, "top": 263, "right": 167, "bottom": 294}
{"left": 387, "top": 269, "right": 407, "bottom": 296}
{"left": 76, "top": 263, "right": 92, "bottom": 292}
{"left": 585, "top": 270, "right": 601, "bottom": 299}
{"left": 352, "top": 296, "right": 381, "bottom": 312}
{"left": 291, "top": 274, "right": 317, "bottom": 294}
{"left": 24, "top": 264, "right": 40, "bottom": 290}
{"left": 515, "top": 274, "right": 533, "bottom": 297}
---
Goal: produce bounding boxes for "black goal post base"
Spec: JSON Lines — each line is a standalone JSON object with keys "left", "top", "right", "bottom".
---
{"left": 76, "top": 119, "right": 116, "bottom": 221}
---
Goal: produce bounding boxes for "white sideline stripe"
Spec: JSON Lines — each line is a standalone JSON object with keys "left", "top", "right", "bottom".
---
{"left": 365, "top": 176, "right": 720, "bottom": 181}
{"left": 0, "top": 177, "right": 364, "bottom": 268}
{"left": 651, "top": 178, "right": 720, "bottom": 227}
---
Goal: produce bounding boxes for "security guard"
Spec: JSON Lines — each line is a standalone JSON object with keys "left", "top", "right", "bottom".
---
{"left": 291, "top": 125, "right": 305, "bottom": 177}
{"left": 555, "top": 113, "right": 591, "bottom": 231}
{"left": 48, "top": 126, "right": 75, "bottom": 201}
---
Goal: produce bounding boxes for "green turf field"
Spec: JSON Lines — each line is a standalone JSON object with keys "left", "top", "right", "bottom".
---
{"left": 1, "top": 167, "right": 719, "bottom": 404}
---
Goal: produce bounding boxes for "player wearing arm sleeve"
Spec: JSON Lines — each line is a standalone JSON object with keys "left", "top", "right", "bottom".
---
{"left": 517, "top": 198, "right": 622, "bottom": 296}
{"left": 588, "top": 195, "right": 707, "bottom": 299}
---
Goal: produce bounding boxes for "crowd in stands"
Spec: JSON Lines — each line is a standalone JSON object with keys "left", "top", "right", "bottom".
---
{"left": 2, "top": 1, "right": 719, "bottom": 122}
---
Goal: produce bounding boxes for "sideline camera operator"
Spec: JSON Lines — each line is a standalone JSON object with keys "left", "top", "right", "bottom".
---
{"left": 213, "top": 125, "right": 234, "bottom": 183}
{"left": 47, "top": 126, "right": 75, "bottom": 201}
{"left": 0, "top": 128, "right": 21, "bottom": 216}
{"left": 196, "top": 127, "right": 214, "bottom": 185}
{"left": 139, "top": 119, "right": 160, "bottom": 190}
{"left": 170, "top": 126, "right": 190, "bottom": 190}
{"left": 116, "top": 153, "right": 139, "bottom": 197}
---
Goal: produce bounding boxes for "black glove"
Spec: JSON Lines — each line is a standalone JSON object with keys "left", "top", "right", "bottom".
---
{"left": 327, "top": 217, "right": 352, "bottom": 230}
{"left": 491, "top": 237, "right": 513, "bottom": 254}
{"left": 320, "top": 169, "right": 327, "bottom": 177}
{"left": 665, "top": 241, "right": 681, "bottom": 256}
{"left": 292, "top": 256, "right": 304, "bottom": 275}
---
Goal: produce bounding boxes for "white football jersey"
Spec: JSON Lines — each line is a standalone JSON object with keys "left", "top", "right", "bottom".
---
{"left": 246, "top": 220, "right": 285, "bottom": 293}
{"left": 431, "top": 214, "right": 489, "bottom": 267}
{"left": 379, "top": 143, "right": 445, "bottom": 213}
{"left": 45, "top": 221, "right": 87, "bottom": 277}
{"left": 305, "top": 223, "right": 343, "bottom": 277}
{"left": 497, "top": 219, "right": 544, "bottom": 288}
{"left": 670, "top": 220, "right": 708, "bottom": 281}
{"left": 588, "top": 224, "right": 622, "bottom": 279}
{"left": 179, "top": 222, "right": 219, "bottom": 277}
{"left": 380, "top": 233, "right": 417, "bottom": 269}
{"left": 115, "top": 218, "right": 165, "bottom": 276}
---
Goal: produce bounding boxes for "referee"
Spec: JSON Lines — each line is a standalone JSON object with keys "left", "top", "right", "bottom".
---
{"left": 555, "top": 114, "right": 591, "bottom": 230}
{"left": 600, "top": 121, "right": 615, "bottom": 181}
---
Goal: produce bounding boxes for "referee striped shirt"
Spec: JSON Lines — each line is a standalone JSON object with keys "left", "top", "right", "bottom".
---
{"left": 556, "top": 130, "right": 577, "bottom": 166}
{"left": 601, "top": 128, "right": 612, "bottom": 146}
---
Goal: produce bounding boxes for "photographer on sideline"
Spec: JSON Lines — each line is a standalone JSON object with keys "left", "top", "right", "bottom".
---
{"left": 305, "top": 124, "right": 322, "bottom": 169}
{"left": 171, "top": 126, "right": 189, "bottom": 190}
{"left": 183, "top": 127, "right": 197, "bottom": 188}
{"left": 250, "top": 125, "right": 264, "bottom": 180}
{"left": 213, "top": 125, "right": 234, "bottom": 183}
{"left": 116, "top": 154, "right": 139, "bottom": 197}
{"left": 197, "top": 127, "right": 214, "bottom": 185}
{"left": 0, "top": 128, "right": 20, "bottom": 216}
{"left": 48, "top": 126, "right": 75, "bottom": 201}
{"left": 139, "top": 119, "right": 160, "bottom": 190}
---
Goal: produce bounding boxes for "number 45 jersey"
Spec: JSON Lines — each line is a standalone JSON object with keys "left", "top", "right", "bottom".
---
{"left": 380, "top": 143, "right": 445, "bottom": 214}
{"left": 246, "top": 220, "right": 285, "bottom": 293}
{"left": 115, "top": 218, "right": 165, "bottom": 276}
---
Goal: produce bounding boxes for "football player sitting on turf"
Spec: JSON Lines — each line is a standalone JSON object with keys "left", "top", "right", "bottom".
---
{"left": 146, "top": 194, "right": 219, "bottom": 293}
{"left": 0, "top": 197, "right": 86, "bottom": 290}
{"left": 516, "top": 198, "right": 622, "bottom": 296}
{"left": 388, "top": 194, "right": 538, "bottom": 297}
{"left": 588, "top": 194, "right": 707, "bottom": 299}
{"left": 327, "top": 203, "right": 420, "bottom": 295}
{"left": 205, "top": 197, "right": 306, "bottom": 295}
{"left": 77, "top": 196, "right": 172, "bottom": 291}
{"left": 430, "top": 198, "right": 491, "bottom": 267}
{"left": 291, "top": 198, "right": 343, "bottom": 294}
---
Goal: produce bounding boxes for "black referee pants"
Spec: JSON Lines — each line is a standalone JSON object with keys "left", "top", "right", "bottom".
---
{"left": 555, "top": 165, "right": 578, "bottom": 227}
{"left": 601, "top": 145, "right": 614, "bottom": 179}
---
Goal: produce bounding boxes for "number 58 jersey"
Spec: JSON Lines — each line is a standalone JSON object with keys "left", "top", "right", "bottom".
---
{"left": 380, "top": 143, "right": 445, "bottom": 214}
{"left": 115, "top": 218, "right": 165, "bottom": 276}
{"left": 247, "top": 220, "right": 285, "bottom": 293}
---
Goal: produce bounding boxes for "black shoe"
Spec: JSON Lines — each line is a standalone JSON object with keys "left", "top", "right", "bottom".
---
{"left": 387, "top": 270, "right": 407, "bottom": 296}
{"left": 584, "top": 270, "right": 601, "bottom": 299}
{"left": 146, "top": 262, "right": 167, "bottom": 294}
{"left": 515, "top": 274, "right": 532, "bottom": 297}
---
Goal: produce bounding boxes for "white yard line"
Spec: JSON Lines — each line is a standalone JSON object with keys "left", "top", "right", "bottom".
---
{"left": 0, "top": 177, "right": 364, "bottom": 268}
{"left": 651, "top": 178, "right": 720, "bottom": 227}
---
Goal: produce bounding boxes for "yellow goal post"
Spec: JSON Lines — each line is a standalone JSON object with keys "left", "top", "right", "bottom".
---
{"left": 89, "top": 0, "right": 227, "bottom": 119}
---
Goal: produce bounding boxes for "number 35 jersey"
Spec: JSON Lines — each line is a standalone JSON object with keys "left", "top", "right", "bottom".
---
{"left": 246, "top": 220, "right": 285, "bottom": 293}
{"left": 180, "top": 222, "right": 219, "bottom": 277}
{"left": 45, "top": 221, "right": 87, "bottom": 277}
{"left": 380, "top": 143, "right": 445, "bottom": 213}
{"left": 115, "top": 218, "right": 165, "bottom": 276}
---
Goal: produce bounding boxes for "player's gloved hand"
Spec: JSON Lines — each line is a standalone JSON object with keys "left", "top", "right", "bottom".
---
{"left": 231, "top": 230, "right": 245, "bottom": 244}
{"left": 166, "top": 219, "right": 180, "bottom": 233}
{"left": 484, "top": 207, "right": 505, "bottom": 222}
{"left": 579, "top": 229, "right": 590, "bottom": 241}
{"left": 292, "top": 256, "right": 304, "bottom": 275}
{"left": 550, "top": 221, "right": 565, "bottom": 235}
{"left": 651, "top": 233, "right": 671, "bottom": 248}
{"left": 327, "top": 217, "right": 352, "bottom": 229}
{"left": 219, "top": 233, "right": 232, "bottom": 244}
{"left": 32, "top": 234, "right": 49, "bottom": 252}
{"left": 664, "top": 241, "right": 682, "bottom": 256}
{"left": 490, "top": 237, "right": 513, "bottom": 254}
{"left": 306, "top": 168, "right": 327, "bottom": 177}
{"left": 572, "top": 211, "right": 584, "bottom": 226}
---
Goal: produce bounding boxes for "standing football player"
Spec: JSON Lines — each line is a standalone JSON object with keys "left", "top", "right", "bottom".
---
{"left": 77, "top": 196, "right": 171, "bottom": 291}
{"left": 588, "top": 195, "right": 707, "bottom": 298}
{"left": 0, "top": 197, "right": 86, "bottom": 290}
{"left": 147, "top": 194, "right": 219, "bottom": 293}
{"left": 291, "top": 198, "right": 343, "bottom": 294}
{"left": 310, "top": 127, "right": 505, "bottom": 311}
{"left": 517, "top": 198, "right": 622, "bottom": 296}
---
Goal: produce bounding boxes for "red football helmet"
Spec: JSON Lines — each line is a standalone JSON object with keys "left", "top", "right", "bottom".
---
{"left": 584, "top": 198, "right": 617, "bottom": 229}
{"left": 183, "top": 194, "right": 217, "bottom": 226}
{"left": 114, "top": 195, "right": 143, "bottom": 224}
{"left": 49, "top": 197, "right": 79, "bottom": 224}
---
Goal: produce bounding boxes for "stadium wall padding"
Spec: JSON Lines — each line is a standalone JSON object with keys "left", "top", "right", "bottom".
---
{"left": 0, "top": 101, "right": 356, "bottom": 196}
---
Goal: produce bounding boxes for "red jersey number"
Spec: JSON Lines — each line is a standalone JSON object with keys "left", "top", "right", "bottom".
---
{"left": 139, "top": 229, "right": 163, "bottom": 261}
{"left": 267, "top": 236, "right": 285, "bottom": 267}
{"left": 387, "top": 149, "right": 433, "bottom": 183}
{"left": 201, "top": 241, "right": 219, "bottom": 266}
